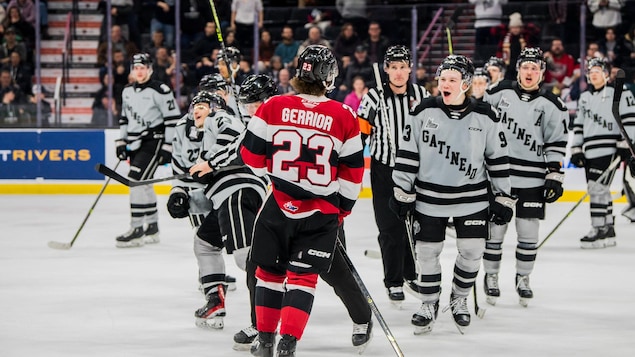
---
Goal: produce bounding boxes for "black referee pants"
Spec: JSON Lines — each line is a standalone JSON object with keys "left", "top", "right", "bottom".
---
{"left": 370, "top": 159, "right": 416, "bottom": 288}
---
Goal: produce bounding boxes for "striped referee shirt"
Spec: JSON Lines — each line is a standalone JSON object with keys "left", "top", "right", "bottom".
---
{"left": 357, "top": 82, "right": 430, "bottom": 166}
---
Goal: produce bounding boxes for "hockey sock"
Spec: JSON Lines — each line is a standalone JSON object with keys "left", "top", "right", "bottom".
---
{"left": 515, "top": 218, "right": 539, "bottom": 275}
{"left": 414, "top": 241, "right": 443, "bottom": 301}
{"left": 255, "top": 267, "right": 285, "bottom": 333}
{"left": 279, "top": 270, "right": 318, "bottom": 340}
{"left": 454, "top": 238, "right": 485, "bottom": 296}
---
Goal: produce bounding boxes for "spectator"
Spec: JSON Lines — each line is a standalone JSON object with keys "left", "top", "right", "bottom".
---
{"left": 276, "top": 68, "right": 294, "bottom": 95}
{"left": 598, "top": 27, "right": 628, "bottom": 66}
{"left": 5, "top": 50, "right": 31, "bottom": 95}
{"left": 587, "top": 0, "right": 624, "bottom": 40}
{"left": 0, "top": 67, "right": 25, "bottom": 125}
{"left": 151, "top": 0, "right": 176, "bottom": 49}
{"left": 7, "top": 0, "right": 35, "bottom": 28}
{"left": 544, "top": 38, "right": 579, "bottom": 95}
{"left": 92, "top": 74, "right": 119, "bottom": 127}
{"left": 414, "top": 62, "right": 429, "bottom": 87}
{"left": 343, "top": 44, "right": 373, "bottom": 94}
{"left": 0, "top": 26, "right": 27, "bottom": 67}
{"left": 548, "top": 0, "right": 568, "bottom": 42}
{"left": 99, "top": 0, "right": 141, "bottom": 49}
{"left": 333, "top": 22, "right": 360, "bottom": 63}
{"left": 224, "top": 28, "right": 241, "bottom": 50}
{"left": 151, "top": 46, "right": 174, "bottom": 85}
{"left": 143, "top": 29, "right": 168, "bottom": 59}
{"left": 361, "top": 21, "right": 389, "bottom": 64}
{"left": 336, "top": 0, "right": 368, "bottom": 41}
{"left": 3, "top": 5, "right": 34, "bottom": 46}
{"left": 236, "top": 57, "right": 254, "bottom": 85}
{"left": 98, "top": 48, "right": 129, "bottom": 104}
{"left": 496, "top": 12, "right": 540, "bottom": 80}
{"left": 297, "top": 25, "right": 331, "bottom": 57}
{"left": 26, "top": 84, "right": 52, "bottom": 126}
{"left": 469, "top": 0, "right": 507, "bottom": 63}
{"left": 258, "top": 29, "right": 274, "bottom": 67}
{"left": 343, "top": 75, "right": 367, "bottom": 111}
{"left": 304, "top": 8, "right": 333, "bottom": 34}
{"left": 230, "top": 0, "right": 263, "bottom": 55}
{"left": 181, "top": 0, "right": 211, "bottom": 49}
{"left": 623, "top": 24, "right": 635, "bottom": 75}
{"left": 266, "top": 55, "right": 283, "bottom": 84}
{"left": 0, "top": 6, "right": 6, "bottom": 26}
{"left": 97, "top": 25, "right": 139, "bottom": 64}
{"left": 192, "top": 21, "right": 221, "bottom": 71}
{"left": 273, "top": 25, "right": 299, "bottom": 68}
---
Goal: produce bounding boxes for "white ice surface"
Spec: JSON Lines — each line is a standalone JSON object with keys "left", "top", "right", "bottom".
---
{"left": 1, "top": 195, "right": 634, "bottom": 356}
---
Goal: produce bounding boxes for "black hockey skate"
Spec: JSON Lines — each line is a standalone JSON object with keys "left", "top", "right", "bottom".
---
{"left": 115, "top": 226, "right": 145, "bottom": 248}
{"left": 276, "top": 334, "right": 297, "bottom": 357}
{"left": 580, "top": 226, "right": 609, "bottom": 249}
{"left": 515, "top": 274, "right": 533, "bottom": 307}
{"left": 233, "top": 325, "right": 258, "bottom": 351}
{"left": 484, "top": 273, "right": 500, "bottom": 306}
{"left": 443, "top": 294, "right": 470, "bottom": 334}
{"left": 605, "top": 225, "right": 616, "bottom": 247}
{"left": 143, "top": 222, "right": 160, "bottom": 244}
{"left": 412, "top": 301, "right": 439, "bottom": 335}
{"left": 352, "top": 320, "right": 373, "bottom": 353}
{"left": 251, "top": 332, "right": 275, "bottom": 357}
{"left": 387, "top": 286, "right": 405, "bottom": 309}
{"left": 195, "top": 285, "right": 226, "bottom": 329}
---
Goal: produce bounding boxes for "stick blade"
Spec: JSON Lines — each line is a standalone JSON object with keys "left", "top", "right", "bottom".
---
{"left": 48, "top": 241, "right": 72, "bottom": 250}
{"left": 95, "top": 163, "right": 130, "bottom": 186}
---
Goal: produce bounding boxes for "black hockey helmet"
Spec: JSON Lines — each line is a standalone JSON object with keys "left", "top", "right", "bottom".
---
{"left": 296, "top": 45, "right": 338, "bottom": 89}
{"left": 132, "top": 52, "right": 152, "bottom": 67}
{"left": 198, "top": 73, "right": 227, "bottom": 92}
{"left": 217, "top": 46, "right": 241, "bottom": 64}
{"left": 191, "top": 91, "right": 227, "bottom": 111}
{"left": 484, "top": 56, "right": 506, "bottom": 73}
{"left": 516, "top": 47, "right": 546, "bottom": 72}
{"left": 587, "top": 57, "right": 610, "bottom": 74}
{"left": 238, "top": 74, "right": 277, "bottom": 104}
{"left": 436, "top": 55, "right": 475, "bottom": 85}
{"left": 384, "top": 45, "right": 411, "bottom": 68}
{"left": 473, "top": 67, "right": 491, "bottom": 83}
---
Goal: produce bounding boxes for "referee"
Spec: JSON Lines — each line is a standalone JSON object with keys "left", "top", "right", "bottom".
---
{"left": 357, "top": 45, "right": 430, "bottom": 305}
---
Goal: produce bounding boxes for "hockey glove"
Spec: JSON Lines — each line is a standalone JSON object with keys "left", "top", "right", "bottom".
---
{"left": 115, "top": 139, "right": 128, "bottom": 161}
{"left": 544, "top": 167, "right": 565, "bottom": 203}
{"left": 570, "top": 147, "right": 585, "bottom": 168}
{"left": 389, "top": 187, "right": 416, "bottom": 220}
{"left": 616, "top": 139, "right": 632, "bottom": 162}
{"left": 488, "top": 194, "right": 517, "bottom": 225}
{"left": 158, "top": 143, "right": 172, "bottom": 165}
{"left": 167, "top": 187, "right": 189, "bottom": 218}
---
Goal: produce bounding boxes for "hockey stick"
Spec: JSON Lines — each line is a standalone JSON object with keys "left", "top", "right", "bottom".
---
{"left": 472, "top": 281, "right": 486, "bottom": 318}
{"left": 445, "top": 6, "right": 462, "bottom": 55}
{"left": 48, "top": 161, "right": 121, "bottom": 250}
{"left": 95, "top": 163, "right": 189, "bottom": 187}
{"left": 372, "top": 63, "right": 395, "bottom": 162}
{"left": 208, "top": 0, "right": 244, "bottom": 120}
{"left": 537, "top": 156, "right": 621, "bottom": 249}
{"left": 335, "top": 237, "right": 404, "bottom": 357}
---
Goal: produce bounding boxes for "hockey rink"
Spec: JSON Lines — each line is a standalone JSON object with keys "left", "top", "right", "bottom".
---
{"left": 1, "top": 194, "right": 633, "bottom": 356}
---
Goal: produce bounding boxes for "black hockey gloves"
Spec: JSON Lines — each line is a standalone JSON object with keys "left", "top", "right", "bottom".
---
{"left": 115, "top": 139, "right": 128, "bottom": 161}
{"left": 389, "top": 187, "right": 416, "bottom": 220}
{"left": 570, "top": 147, "right": 585, "bottom": 168}
{"left": 167, "top": 187, "right": 189, "bottom": 218}
{"left": 489, "top": 194, "right": 517, "bottom": 225}
{"left": 544, "top": 165, "right": 565, "bottom": 203}
{"left": 158, "top": 143, "right": 172, "bottom": 165}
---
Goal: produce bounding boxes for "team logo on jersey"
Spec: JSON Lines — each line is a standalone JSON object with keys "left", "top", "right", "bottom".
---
{"left": 498, "top": 96, "right": 510, "bottom": 109}
{"left": 520, "top": 93, "right": 532, "bottom": 102}
{"left": 283, "top": 201, "right": 299, "bottom": 212}
{"left": 301, "top": 98, "right": 318, "bottom": 109}
{"left": 425, "top": 118, "right": 439, "bottom": 129}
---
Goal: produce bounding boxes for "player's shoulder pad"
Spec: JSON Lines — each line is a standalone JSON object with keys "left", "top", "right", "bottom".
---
{"left": 472, "top": 99, "right": 500, "bottom": 122}
{"left": 410, "top": 96, "right": 438, "bottom": 116}
{"left": 486, "top": 80, "right": 513, "bottom": 95}
{"left": 148, "top": 80, "right": 173, "bottom": 94}
{"left": 540, "top": 89, "right": 568, "bottom": 111}
{"left": 175, "top": 116, "right": 188, "bottom": 126}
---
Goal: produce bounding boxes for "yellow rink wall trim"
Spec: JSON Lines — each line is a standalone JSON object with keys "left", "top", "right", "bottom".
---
{"left": 0, "top": 184, "right": 627, "bottom": 203}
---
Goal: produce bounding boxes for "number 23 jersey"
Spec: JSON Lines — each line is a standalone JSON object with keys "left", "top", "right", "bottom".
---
{"left": 240, "top": 94, "right": 365, "bottom": 219}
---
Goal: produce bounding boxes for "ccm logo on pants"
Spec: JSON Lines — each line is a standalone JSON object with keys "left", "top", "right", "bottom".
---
{"left": 308, "top": 249, "right": 332, "bottom": 258}
{"left": 464, "top": 220, "right": 487, "bottom": 226}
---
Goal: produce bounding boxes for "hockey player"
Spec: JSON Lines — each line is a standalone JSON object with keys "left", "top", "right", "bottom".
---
{"left": 241, "top": 45, "right": 365, "bottom": 357}
{"left": 208, "top": 74, "right": 374, "bottom": 352}
{"left": 197, "top": 72, "right": 245, "bottom": 122}
{"left": 391, "top": 54, "right": 513, "bottom": 334}
{"left": 484, "top": 56, "right": 506, "bottom": 89}
{"left": 115, "top": 52, "right": 181, "bottom": 248}
{"left": 357, "top": 45, "right": 429, "bottom": 306}
{"left": 186, "top": 92, "right": 268, "bottom": 331}
{"left": 483, "top": 47, "right": 569, "bottom": 306}
{"left": 570, "top": 58, "right": 635, "bottom": 248}
{"left": 472, "top": 67, "right": 491, "bottom": 100}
